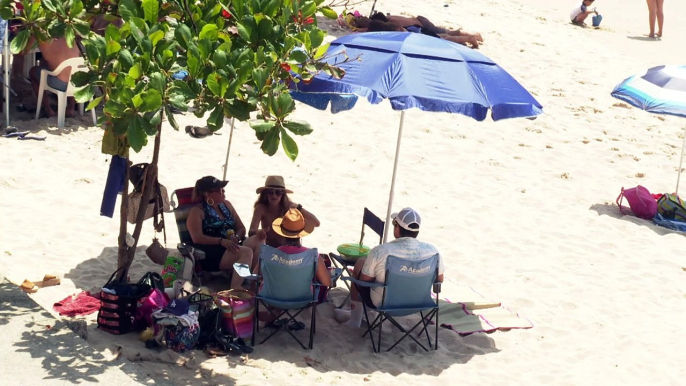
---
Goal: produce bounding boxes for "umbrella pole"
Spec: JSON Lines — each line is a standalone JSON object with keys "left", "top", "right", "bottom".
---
{"left": 222, "top": 118, "right": 236, "bottom": 181}
{"left": 677, "top": 125, "right": 686, "bottom": 195}
{"left": 4, "top": 22, "right": 9, "bottom": 129}
{"left": 383, "top": 110, "right": 406, "bottom": 243}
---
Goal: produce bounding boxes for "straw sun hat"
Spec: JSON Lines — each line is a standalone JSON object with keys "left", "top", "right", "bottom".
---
{"left": 272, "top": 208, "right": 314, "bottom": 238}
{"left": 256, "top": 175, "right": 293, "bottom": 194}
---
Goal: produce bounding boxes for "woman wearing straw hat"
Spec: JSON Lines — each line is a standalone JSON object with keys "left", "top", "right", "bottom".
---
{"left": 273, "top": 208, "right": 331, "bottom": 287}
{"left": 249, "top": 176, "right": 320, "bottom": 248}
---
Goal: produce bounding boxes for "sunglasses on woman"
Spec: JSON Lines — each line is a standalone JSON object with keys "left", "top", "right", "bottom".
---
{"left": 266, "top": 189, "right": 284, "bottom": 196}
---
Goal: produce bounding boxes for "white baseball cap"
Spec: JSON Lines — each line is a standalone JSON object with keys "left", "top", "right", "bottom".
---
{"left": 391, "top": 207, "right": 421, "bottom": 232}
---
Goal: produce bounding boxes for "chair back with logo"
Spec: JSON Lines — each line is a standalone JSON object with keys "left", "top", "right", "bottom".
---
{"left": 258, "top": 246, "right": 318, "bottom": 310}
{"left": 380, "top": 254, "right": 438, "bottom": 316}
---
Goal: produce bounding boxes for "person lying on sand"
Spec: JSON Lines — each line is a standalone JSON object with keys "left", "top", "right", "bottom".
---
{"left": 366, "top": 19, "right": 482, "bottom": 49}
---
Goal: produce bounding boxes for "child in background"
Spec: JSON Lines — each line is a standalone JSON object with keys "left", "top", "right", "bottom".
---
{"left": 571, "top": 0, "right": 599, "bottom": 26}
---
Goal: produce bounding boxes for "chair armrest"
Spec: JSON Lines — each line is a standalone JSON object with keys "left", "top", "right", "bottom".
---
{"left": 341, "top": 276, "right": 385, "bottom": 288}
{"left": 329, "top": 252, "right": 356, "bottom": 267}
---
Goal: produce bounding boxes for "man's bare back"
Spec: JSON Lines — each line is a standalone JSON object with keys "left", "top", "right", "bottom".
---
{"left": 38, "top": 37, "right": 81, "bottom": 82}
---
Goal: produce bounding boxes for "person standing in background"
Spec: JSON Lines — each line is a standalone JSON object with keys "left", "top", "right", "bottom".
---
{"left": 646, "top": 0, "right": 665, "bottom": 38}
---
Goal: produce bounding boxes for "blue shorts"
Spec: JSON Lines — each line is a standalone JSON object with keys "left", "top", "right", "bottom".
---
{"left": 44, "top": 71, "right": 68, "bottom": 92}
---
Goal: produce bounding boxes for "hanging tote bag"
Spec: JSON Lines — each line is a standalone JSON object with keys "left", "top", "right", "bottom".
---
{"left": 215, "top": 289, "right": 256, "bottom": 339}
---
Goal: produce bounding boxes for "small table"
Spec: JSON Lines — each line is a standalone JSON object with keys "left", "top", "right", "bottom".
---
{"left": 331, "top": 243, "right": 370, "bottom": 308}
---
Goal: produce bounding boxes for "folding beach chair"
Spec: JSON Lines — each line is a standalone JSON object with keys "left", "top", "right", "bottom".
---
{"left": 251, "top": 245, "right": 321, "bottom": 350}
{"left": 329, "top": 207, "right": 385, "bottom": 306}
{"left": 343, "top": 254, "right": 441, "bottom": 353}
{"left": 171, "top": 187, "right": 205, "bottom": 285}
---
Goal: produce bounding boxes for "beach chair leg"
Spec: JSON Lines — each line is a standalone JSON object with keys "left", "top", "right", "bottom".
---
{"left": 35, "top": 86, "right": 44, "bottom": 121}
{"left": 386, "top": 316, "right": 430, "bottom": 352}
{"left": 252, "top": 298, "right": 259, "bottom": 346}
{"left": 419, "top": 311, "right": 432, "bottom": 347}
{"left": 56, "top": 92, "right": 66, "bottom": 128}
{"left": 434, "top": 308, "right": 439, "bottom": 350}
{"left": 309, "top": 303, "right": 316, "bottom": 349}
{"left": 377, "top": 311, "right": 383, "bottom": 354}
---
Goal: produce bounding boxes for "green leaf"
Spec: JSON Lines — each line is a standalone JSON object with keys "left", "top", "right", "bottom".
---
{"left": 168, "top": 93, "right": 188, "bottom": 111}
{"left": 207, "top": 106, "right": 225, "bottom": 131}
{"left": 280, "top": 127, "right": 299, "bottom": 161}
{"left": 313, "top": 42, "right": 329, "bottom": 59}
{"left": 149, "top": 30, "right": 165, "bottom": 47}
{"left": 301, "top": 1, "right": 317, "bottom": 17}
{"left": 106, "top": 40, "right": 121, "bottom": 56}
{"left": 275, "top": 92, "right": 295, "bottom": 117}
{"left": 142, "top": 0, "right": 159, "bottom": 24}
{"left": 128, "top": 63, "right": 142, "bottom": 80}
{"left": 213, "top": 50, "right": 228, "bottom": 69}
{"left": 289, "top": 50, "right": 308, "bottom": 63}
{"left": 283, "top": 120, "right": 313, "bottom": 136}
{"left": 174, "top": 24, "right": 192, "bottom": 50}
{"left": 149, "top": 72, "right": 165, "bottom": 94}
{"left": 9, "top": 29, "right": 29, "bottom": 54}
{"left": 104, "top": 100, "right": 127, "bottom": 117}
{"left": 260, "top": 128, "right": 280, "bottom": 156}
{"left": 199, "top": 24, "right": 219, "bottom": 41}
{"left": 42, "top": 0, "right": 58, "bottom": 12}
{"left": 128, "top": 117, "right": 148, "bottom": 152}
{"left": 74, "top": 85, "right": 95, "bottom": 103}
{"left": 172, "top": 80, "right": 195, "bottom": 99}
{"left": 64, "top": 26, "right": 76, "bottom": 48}
{"left": 86, "top": 96, "right": 103, "bottom": 112}
{"left": 73, "top": 20, "right": 92, "bottom": 37}
{"left": 318, "top": 6, "right": 338, "bottom": 20}
{"left": 224, "top": 100, "right": 251, "bottom": 121}
{"left": 70, "top": 71, "right": 93, "bottom": 87}
{"left": 70, "top": 0, "right": 84, "bottom": 17}
{"left": 164, "top": 106, "right": 180, "bottom": 130}
{"left": 236, "top": 23, "right": 251, "bottom": 42}
{"left": 249, "top": 119, "right": 276, "bottom": 133}
{"left": 118, "top": 49, "right": 135, "bottom": 71}
{"left": 206, "top": 72, "right": 222, "bottom": 96}
{"left": 309, "top": 29, "right": 325, "bottom": 49}
{"left": 139, "top": 89, "right": 163, "bottom": 112}
{"left": 105, "top": 24, "right": 121, "bottom": 42}
{"left": 119, "top": 0, "right": 140, "bottom": 21}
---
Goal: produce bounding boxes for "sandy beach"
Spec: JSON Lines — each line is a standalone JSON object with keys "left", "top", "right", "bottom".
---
{"left": 1, "top": 0, "right": 686, "bottom": 384}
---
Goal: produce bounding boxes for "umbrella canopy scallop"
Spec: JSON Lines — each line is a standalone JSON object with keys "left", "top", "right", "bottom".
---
{"left": 611, "top": 65, "right": 686, "bottom": 118}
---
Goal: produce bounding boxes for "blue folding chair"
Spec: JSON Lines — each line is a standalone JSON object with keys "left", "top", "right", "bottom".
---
{"left": 343, "top": 254, "right": 441, "bottom": 353}
{"left": 329, "top": 207, "right": 385, "bottom": 306}
{"left": 251, "top": 245, "right": 321, "bottom": 350}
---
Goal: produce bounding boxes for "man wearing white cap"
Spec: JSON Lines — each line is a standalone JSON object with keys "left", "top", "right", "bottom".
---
{"left": 343, "top": 207, "right": 444, "bottom": 328}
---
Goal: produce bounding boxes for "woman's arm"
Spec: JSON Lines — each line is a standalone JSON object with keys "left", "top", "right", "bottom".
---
{"left": 224, "top": 201, "right": 246, "bottom": 241}
{"left": 297, "top": 205, "right": 320, "bottom": 228}
{"left": 316, "top": 256, "right": 332, "bottom": 287}
{"left": 248, "top": 204, "right": 264, "bottom": 237}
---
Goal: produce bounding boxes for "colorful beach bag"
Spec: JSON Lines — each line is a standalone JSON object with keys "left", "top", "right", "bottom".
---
{"left": 215, "top": 289, "right": 255, "bottom": 339}
{"left": 656, "top": 193, "right": 686, "bottom": 222}
{"left": 616, "top": 186, "right": 657, "bottom": 220}
{"left": 97, "top": 268, "right": 152, "bottom": 335}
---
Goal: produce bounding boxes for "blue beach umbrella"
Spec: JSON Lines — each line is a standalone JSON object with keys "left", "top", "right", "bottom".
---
{"left": 611, "top": 65, "right": 686, "bottom": 193}
{"left": 290, "top": 32, "right": 543, "bottom": 241}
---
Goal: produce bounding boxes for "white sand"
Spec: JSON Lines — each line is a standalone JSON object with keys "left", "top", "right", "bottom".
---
{"left": 2, "top": 0, "right": 686, "bottom": 384}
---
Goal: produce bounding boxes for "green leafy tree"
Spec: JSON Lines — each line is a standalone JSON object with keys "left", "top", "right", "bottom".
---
{"left": 0, "top": 0, "right": 343, "bottom": 276}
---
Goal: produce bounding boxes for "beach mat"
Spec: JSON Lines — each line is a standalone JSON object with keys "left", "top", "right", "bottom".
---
{"left": 439, "top": 286, "right": 533, "bottom": 336}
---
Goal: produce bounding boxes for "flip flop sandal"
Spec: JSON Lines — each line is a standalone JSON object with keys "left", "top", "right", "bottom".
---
{"left": 18, "top": 135, "right": 46, "bottom": 141}
{"left": 204, "top": 344, "right": 228, "bottom": 357}
{"left": 4, "top": 126, "right": 18, "bottom": 134}
{"left": 215, "top": 334, "right": 244, "bottom": 356}
{"left": 19, "top": 279, "right": 38, "bottom": 293}
{"left": 288, "top": 321, "right": 306, "bottom": 331}
{"left": 34, "top": 274, "right": 60, "bottom": 288}
{"left": 265, "top": 318, "right": 288, "bottom": 329}
{"left": 3, "top": 131, "right": 29, "bottom": 138}
{"left": 185, "top": 125, "right": 213, "bottom": 139}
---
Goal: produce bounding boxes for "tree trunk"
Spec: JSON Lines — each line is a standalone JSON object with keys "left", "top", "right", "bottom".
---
{"left": 116, "top": 158, "right": 130, "bottom": 272}
{"left": 116, "top": 123, "right": 163, "bottom": 281}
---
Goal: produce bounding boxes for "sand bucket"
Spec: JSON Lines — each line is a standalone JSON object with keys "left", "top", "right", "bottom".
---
{"left": 592, "top": 14, "right": 603, "bottom": 27}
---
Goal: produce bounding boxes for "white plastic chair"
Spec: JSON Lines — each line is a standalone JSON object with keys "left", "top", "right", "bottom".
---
{"left": 35, "top": 57, "right": 96, "bottom": 128}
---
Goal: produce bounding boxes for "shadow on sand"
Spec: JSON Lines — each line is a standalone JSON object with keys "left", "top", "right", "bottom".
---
{"left": 627, "top": 35, "right": 661, "bottom": 41}
{"left": 589, "top": 202, "right": 685, "bottom": 237}
{"left": 63, "top": 246, "right": 500, "bottom": 382}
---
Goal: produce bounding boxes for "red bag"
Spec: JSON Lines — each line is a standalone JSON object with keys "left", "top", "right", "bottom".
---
{"left": 617, "top": 186, "right": 657, "bottom": 220}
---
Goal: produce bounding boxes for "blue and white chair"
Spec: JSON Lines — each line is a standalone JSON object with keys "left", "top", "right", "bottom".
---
{"left": 251, "top": 245, "right": 321, "bottom": 350}
{"left": 343, "top": 254, "right": 441, "bottom": 353}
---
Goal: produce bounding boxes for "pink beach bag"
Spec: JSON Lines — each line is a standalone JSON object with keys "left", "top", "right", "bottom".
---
{"left": 616, "top": 186, "right": 657, "bottom": 220}
{"left": 215, "top": 289, "right": 255, "bottom": 339}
